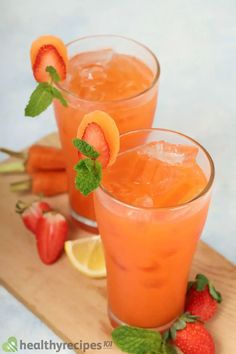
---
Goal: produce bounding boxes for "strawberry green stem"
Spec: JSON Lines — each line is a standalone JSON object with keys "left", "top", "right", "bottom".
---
{"left": 10, "top": 179, "right": 32, "bottom": 192}
{"left": 0, "top": 147, "right": 26, "bottom": 159}
{"left": 0, "top": 161, "right": 25, "bottom": 174}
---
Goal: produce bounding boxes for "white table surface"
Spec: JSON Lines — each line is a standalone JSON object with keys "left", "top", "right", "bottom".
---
{"left": 0, "top": 0, "right": 235, "bottom": 352}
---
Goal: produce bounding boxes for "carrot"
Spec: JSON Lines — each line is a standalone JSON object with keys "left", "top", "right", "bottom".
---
{"left": 26, "top": 145, "right": 65, "bottom": 173}
{"left": 0, "top": 145, "right": 66, "bottom": 174}
{"left": 10, "top": 171, "right": 68, "bottom": 197}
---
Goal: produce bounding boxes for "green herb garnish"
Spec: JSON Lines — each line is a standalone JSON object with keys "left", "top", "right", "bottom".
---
{"left": 112, "top": 325, "right": 177, "bottom": 354}
{"left": 25, "top": 66, "right": 67, "bottom": 117}
{"left": 73, "top": 138, "right": 102, "bottom": 196}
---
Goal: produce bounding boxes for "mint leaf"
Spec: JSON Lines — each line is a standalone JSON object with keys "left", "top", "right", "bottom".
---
{"left": 46, "top": 65, "right": 60, "bottom": 83}
{"left": 25, "top": 65, "right": 68, "bottom": 117}
{"left": 195, "top": 274, "right": 209, "bottom": 291}
{"left": 112, "top": 326, "right": 162, "bottom": 354}
{"left": 74, "top": 158, "right": 102, "bottom": 196}
{"left": 73, "top": 138, "right": 99, "bottom": 159}
{"left": 51, "top": 86, "right": 68, "bottom": 107}
{"left": 25, "top": 83, "right": 53, "bottom": 117}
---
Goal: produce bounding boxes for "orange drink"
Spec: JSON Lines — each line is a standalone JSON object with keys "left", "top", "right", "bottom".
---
{"left": 53, "top": 35, "right": 160, "bottom": 229}
{"left": 94, "top": 129, "right": 214, "bottom": 329}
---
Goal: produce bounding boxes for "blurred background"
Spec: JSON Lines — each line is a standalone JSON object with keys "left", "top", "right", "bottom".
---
{"left": 0, "top": 0, "right": 235, "bottom": 351}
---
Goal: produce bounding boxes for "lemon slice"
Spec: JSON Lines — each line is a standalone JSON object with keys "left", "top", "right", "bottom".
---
{"left": 65, "top": 235, "right": 106, "bottom": 278}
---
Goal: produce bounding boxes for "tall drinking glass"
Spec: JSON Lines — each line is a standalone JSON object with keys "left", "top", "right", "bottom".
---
{"left": 94, "top": 128, "right": 214, "bottom": 329}
{"left": 53, "top": 35, "right": 160, "bottom": 230}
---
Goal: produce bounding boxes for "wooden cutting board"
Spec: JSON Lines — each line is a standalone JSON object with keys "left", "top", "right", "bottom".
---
{"left": 0, "top": 133, "right": 235, "bottom": 354}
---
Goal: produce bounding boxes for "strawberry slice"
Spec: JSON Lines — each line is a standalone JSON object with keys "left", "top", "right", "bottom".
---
{"left": 36, "top": 211, "right": 68, "bottom": 265}
{"left": 16, "top": 200, "right": 51, "bottom": 234}
{"left": 33, "top": 45, "right": 66, "bottom": 82}
{"left": 81, "top": 122, "right": 110, "bottom": 168}
{"left": 30, "top": 35, "right": 68, "bottom": 82}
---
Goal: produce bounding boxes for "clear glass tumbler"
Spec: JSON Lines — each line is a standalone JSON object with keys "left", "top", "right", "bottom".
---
{"left": 94, "top": 128, "right": 214, "bottom": 329}
{"left": 53, "top": 35, "right": 160, "bottom": 231}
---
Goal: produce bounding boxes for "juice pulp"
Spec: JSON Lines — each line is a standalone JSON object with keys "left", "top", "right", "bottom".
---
{"left": 94, "top": 141, "right": 211, "bottom": 328}
{"left": 54, "top": 49, "right": 158, "bottom": 225}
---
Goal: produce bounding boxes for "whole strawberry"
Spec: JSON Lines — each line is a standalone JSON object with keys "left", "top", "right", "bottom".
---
{"left": 165, "top": 313, "right": 215, "bottom": 354}
{"left": 185, "top": 274, "right": 222, "bottom": 322}
{"left": 16, "top": 200, "right": 51, "bottom": 234}
{"left": 36, "top": 211, "right": 68, "bottom": 264}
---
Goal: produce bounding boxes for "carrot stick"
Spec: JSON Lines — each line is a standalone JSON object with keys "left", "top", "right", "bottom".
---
{"left": 26, "top": 145, "right": 66, "bottom": 173}
{"left": 10, "top": 171, "right": 68, "bottom": 197}
{"left": 0, "top": 145, "right": 66, "bottom": 173}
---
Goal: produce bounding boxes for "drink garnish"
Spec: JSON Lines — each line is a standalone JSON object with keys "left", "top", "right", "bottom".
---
{"left": 65, "top": 236, "right": 106, "bottom": 278}
{"left": 30, "top": 35, "right": 68, "bottom": 82}
{"left": 25, "top": 35, "right": 68, "bottom": 117}
{"left": 73, "top": 139, "right": 102, "bottom": 196}
{"left": 73, "top": 111, "right": 120, "bottom": 196}
{"left": 25, "top": 66, "right": 67, "bottom": 117}
{"left": 112, "top": 326, "right": 177, "bottom": 354}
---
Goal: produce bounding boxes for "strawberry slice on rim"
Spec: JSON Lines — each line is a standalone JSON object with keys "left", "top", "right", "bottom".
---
{"left": 81, "top": 122, "right": 110, "bottom": 168}
{"left": 77, "top": 110, "right": 120, "bottom": 169}
{"left": 30, "top": 35, "right": 68, "bottom": 82}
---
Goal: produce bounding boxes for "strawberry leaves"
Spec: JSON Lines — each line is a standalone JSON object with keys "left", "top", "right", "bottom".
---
{"left": 188, "top": 274, "right": 222, "bottom": 303}
{"left": 73, "top": 138, "right": 102, "bottom": 196}
{"left": 208, "top": 283, "right": 222, "bottom": 303}
{"left": 25, "top": 66, "right": 67, "bottom": 117}
{"left": 164, "top": 313, "right": 198, "bottom": 341}
{"left": 195, "top": 274, "right": 209, "bottom": 291}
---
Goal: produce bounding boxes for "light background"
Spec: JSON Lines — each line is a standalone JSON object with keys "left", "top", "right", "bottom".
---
{"left": 0, "top": 0, "right": 235, "bottom": 352}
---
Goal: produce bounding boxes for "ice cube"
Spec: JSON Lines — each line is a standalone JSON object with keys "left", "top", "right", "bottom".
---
{"left": 75, "top": 49, "right": 114, "bottom": 67}
{"left": 138, "top": 141, "right": 198, "bottom": 166}
{"left": 78, "top": 65, "right": 107, "bottom": 85}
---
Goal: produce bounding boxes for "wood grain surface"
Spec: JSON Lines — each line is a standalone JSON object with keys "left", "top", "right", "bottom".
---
{"left": 0, "top": 133, "right": 235, "bottom": 354}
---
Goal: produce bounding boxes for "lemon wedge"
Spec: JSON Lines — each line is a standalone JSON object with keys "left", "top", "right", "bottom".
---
{"left": 65, "top": 235, "right": 106, "bottom": 278}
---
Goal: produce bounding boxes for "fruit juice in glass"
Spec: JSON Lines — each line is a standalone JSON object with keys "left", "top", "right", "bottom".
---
{"left": 94, "top": 129, "right": 214, "bottom": 329}
{"left": 53, "top": 35, "right": 160, "bottom": 230}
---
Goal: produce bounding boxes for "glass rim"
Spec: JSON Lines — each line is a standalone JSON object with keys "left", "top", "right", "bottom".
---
{"left": 55, "top": 34, "right": 160, "bottom": 104}
{"left": 99, "top": 128, "right": 215, "bottom": 211}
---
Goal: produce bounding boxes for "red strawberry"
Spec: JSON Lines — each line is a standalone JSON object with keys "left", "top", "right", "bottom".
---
{"left": 166, "top": 313, "right": 215, "bottom": 354}
{"left": 16, "top": 200, "right": 51, "bottom": 234}
{"left": 33, "top": 45, "right": 67, "bottom": 82}
{"left": 185, "top": 274, "right": 222, "bottom": 322}
{"left": 81, "top": 122, "right": 110, "bottom": 168}
{"left": 36, "top": 211, "right": 68, "bottom": 264}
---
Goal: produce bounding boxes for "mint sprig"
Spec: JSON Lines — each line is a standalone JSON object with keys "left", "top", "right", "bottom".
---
{"left": 25, "top": 83, "right": 53, "bottom": 117}
{"left": 73, "top": 138, "right": 102, "bottom": 196}
{"left": 25, "top": 66, "right": 67, "bottom": 117}
{"left": 46, "top": 66, "right": 61, "bottom": 82}
{"left": 112, "top": 326, "right": 177, "bottom": 354}
{"left": 74, "top": 158, "right": 102, "bottom": 196}
{"left": 73, "top": 138, "right": 99, "bottom": 159}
